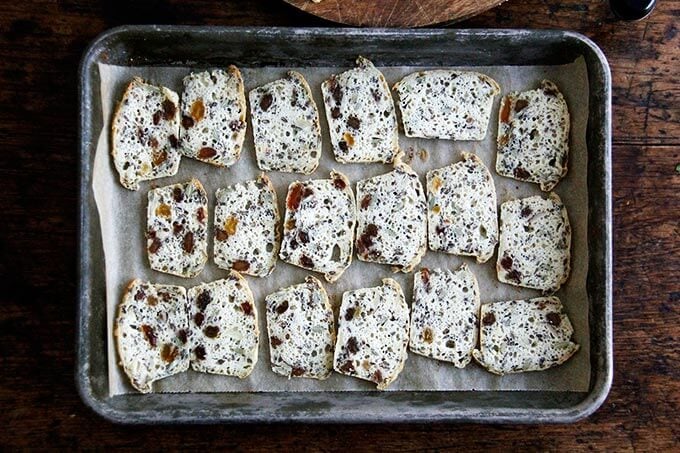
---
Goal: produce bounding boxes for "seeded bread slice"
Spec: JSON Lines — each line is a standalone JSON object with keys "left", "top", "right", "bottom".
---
{"left": 187, "top": 274, "right": 259, "bottom": 377}
{"left": 321, "top": 56, "right": 399, "bottom": 163}
{"left": 496, "top": 80, "right": 570, "bottom": 191}
{"left": 279, "top": 171, "right": 356, "bottom": 283}
{"left": 472, "top": 297, "right": 579, "bottom": 375}
{"left": 409, "top": 265, "right": 480, "bottom": 368}
{"left": 265, "top": 276, "right": 335, "bottom": 380}
{"left": 114, "top": 279, "right": 190, "bottom": 393}
{"left": 179, "top": 67, "right": 247, "bottom": 167}
{"left": 111, "top": 77, "right": 181, "bottom": 190}
{"left": 427, "top": 152, "right": 498, "bottom": 263}
{"left": 250, "top": 71, "right": 322, "bottom": 174}
{"left": 393, "top": 70, "right": 500, "bottom": 140}
{"left": 334, "top": 278, "right": 409, "bottom": 390}
{"left": 147, "top": 179, "right": 208, "bottom": 278}
{"left": 214, "top": 174, "right": 280, "bottom": 277}
{"left": 355, "top": 154, "right": 427, "bottom": 272}
{"left": 497, "top": 193, "right": 571, "bottom": 294}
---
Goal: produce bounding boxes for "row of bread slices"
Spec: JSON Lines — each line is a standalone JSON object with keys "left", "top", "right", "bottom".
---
{"left": 112, "top": 57, "right": 570, "bottom": 192}
{"left": 116, "top": 267, "right": 579, "bottom": 393}
{"left": 146, "top": 152, "right": 570, "bottom": 295}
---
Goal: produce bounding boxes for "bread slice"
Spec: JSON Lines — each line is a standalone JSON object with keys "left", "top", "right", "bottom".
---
{"left": 214, "top": 174, "right": 280, "bottom": 277}
{"left": 146, "top": 179, "right": 208, "bottom": 278}
{"left": 426, "top": 152, "right": 498, "bottom": 263}
{"left": 114, "top": 279, "right": 190, "bottom": 393}
{"left": 321, "top": 56, "right": 399, "bottom": 163}
{"left": 111, "top": 77, "right": 181, "bottom": 190}
{"left": 393, "top": 70, "right": 500, "bottom": 140}
{"left": 409, "top": 265, "right": 480, "bottom": 368}
{"left": 187, "top": 274, "right": 259, "bottom": 377}
{"left": 472, "top": 297, "right": 579, "bottom": 375}
{"left": 496, "top": 80, "right": 570, "bottom": 191}
{"left": 265, "top": 276, "right": 335, "bottom": 380}
{"left": 279, "top": 171, "right": 356, "bottom": 283}
{"left": 333, "top": 278, "right": 409, "bottom": 390}
{"left": 249, "top": 71, "right": 322, "bottom": 174}
{"left": 496, "top": 193, "right": 571, "bottom": 294}
{"left": 179, "top": 67, "right": 247, "bottom": 167}
{"left": 355, "top": 154, "right": 427, "bottom": 272}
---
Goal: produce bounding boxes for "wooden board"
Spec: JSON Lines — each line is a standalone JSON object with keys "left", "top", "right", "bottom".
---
{"left": 284, "top": 0, "right": 509, "bottom": 27}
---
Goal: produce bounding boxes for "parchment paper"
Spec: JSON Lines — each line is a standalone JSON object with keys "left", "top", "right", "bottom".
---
{"left": 95, "top": 59, "right": 591, "bottom": 396}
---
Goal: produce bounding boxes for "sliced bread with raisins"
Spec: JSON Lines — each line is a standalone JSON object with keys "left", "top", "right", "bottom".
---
{"left": 114, "top": 279, "right": 190, "bottom": 393}
{"left": 496, "top": 80, "right": 570, "bottom": 191}
{"left": 355, "top": 153, "right": 427, "bottom": 272}
{"left": 393, "top": 70, "right": 500, "bottom": 140}
{"left": 334, "top": 278, "right": 409, "bottom": 390}
{"left": 111, "top": 77, "right": 181, "bottom": 190}
{"left": 187, "top": 274, "right": 259, "bottom": 378}
{"left": 279, "top": 171, "right": 356, "bottom": 283}
{"left": 496, "top": 193, "right": 571, "bottom": 294}
{"left": 214, "top": 174, "right": 280, "bottom": 277}
{"left": 409, "top": 265, "right": 480, "bottom": 368}
{"left": 179, "top": 67, "right": 247, "bottom": 167}
{"left": 265, "top": 276, "right": 335, "bottom": 380}
{"left": 426, "top": 152, "right": 498, "bottom": 263}
{"left": 321, "top": 56, "right": 398, "bottom": 163}
{"left": 472, "top": 297, "right": 579, "bottom": 375}
{"left": 147, "top": 179, "right": 208, "bottom": 278}
{"left": 249, "top": 71, "right": 322, "bottom": 174}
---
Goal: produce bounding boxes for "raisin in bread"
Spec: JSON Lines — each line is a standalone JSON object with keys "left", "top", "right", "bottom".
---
{"left": 147, "top": 179, "right": 208, "bottom": 278}
{"left": 427, "top": 152, "right": 498, "bottom": 263}
{"left": 265, "top": 276, "right": 335, "bottom": 380}
{"left": 497, "top": 193, "right": 571, "bottom": 294}
{"left": 496, "top": 80, "right": 570, "bottom": 191}
{"left": 114, "top": 279, "right": 190, "bottom": 393}
{"left": 355, "top": 153, "right": 427, "bottom": 272}
{"left": 279, "top": 171, "right": 356, "bottom": 283}
{"left": 334, "top": 278, "right": 409, "bottom": 390}
{"left": 187, "top": 274, "right": 259, "bottom": 377}
{"left": 179, "top": 67, "right": 247, "bottom": 167}
{"left": 409, "top": 265, "right": 480, "bottom": 368}
{"left": 321, "top": 56, "right": 398, "bottom": 163}
{"left": 111, "top": 77, "right": 181, "bottom": 190}
{"left": 214, "top": 174, "right": 280, "bottom": 277}
{"left": 250, "top": 71, "right": 322, "bottom": 174}
{"left": 472, "top": 297, "right": 579, "bottom": 375}
{"left": 393, "top": 70, "right": 500, "bottom": 140}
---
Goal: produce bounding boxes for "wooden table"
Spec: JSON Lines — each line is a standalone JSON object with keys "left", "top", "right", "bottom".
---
{"left": 1, "top": 0, "right": 678, "bottom": 449}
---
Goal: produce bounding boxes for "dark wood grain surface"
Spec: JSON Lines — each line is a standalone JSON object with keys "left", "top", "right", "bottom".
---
{"left": 1, "top": 0, "right": 678, "bottom": 449}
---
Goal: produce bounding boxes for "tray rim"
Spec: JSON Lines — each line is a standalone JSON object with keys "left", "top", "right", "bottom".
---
{"left": 76, "top": 25, "right": 612, "bottom": 424}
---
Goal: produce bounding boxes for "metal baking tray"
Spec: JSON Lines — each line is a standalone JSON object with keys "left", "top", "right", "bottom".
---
{"left": 77, "top": 26, "right": 612, "bottom": 423}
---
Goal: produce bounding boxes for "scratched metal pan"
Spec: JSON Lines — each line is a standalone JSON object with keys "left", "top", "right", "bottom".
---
{"left": 77, "top": 26, "right": 612, "bottom": 424}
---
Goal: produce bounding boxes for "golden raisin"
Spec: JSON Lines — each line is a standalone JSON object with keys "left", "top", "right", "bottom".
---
{"left": 285, "top": 218, "right": 296, "bottom": 231}
{"left": 155, "top": 203, "right": 171, "bottom": 218}
{"left": 225, "top": 216, "right": 238, "bottom": 236}
{"left": 343, "top": 132, "right": 355, "bottom": 147}
{"left": 190, "top": 99, "right": 205, "bottom": 122}
{"left": 432, "top": 176, "right": 443, "bottom": 192}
